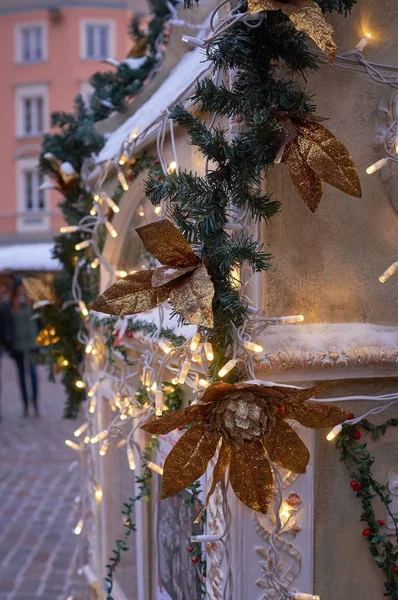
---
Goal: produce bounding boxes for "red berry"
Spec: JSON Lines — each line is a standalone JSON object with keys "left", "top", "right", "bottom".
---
{"left": 362, "top": 528, "right": 371, "bottom": 537}
{"left": 351, "top": 481, "right": 361, "bottom": 492}
{"left": 347, "top": 413, "right": 355, "bottom": 420}
{"left": 393, "top": 566, "right": 398, "bottom": 574}
{"left": 154, "top": 159, "right": 160, "bottom": 165}
{"left": 377, "top": 519, "right": 385, "bottom": 527}
{"left": 187, "top": 546, "right": 194, "bottom": 553}
{"left": 354, "top": 430, "right": 361, "bottom": 440}
{"left": 191, "top": 556, "right": 199, "bottom": 564}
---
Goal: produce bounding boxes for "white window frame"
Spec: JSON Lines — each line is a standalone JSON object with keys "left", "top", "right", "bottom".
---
{"left": 80, "top": 19, "right": 115, "bottom": 61}
{"left": 16, "top": 157, "right": 49, "bottom": 233}
{"left": 15, "top": 21, "right": 47, "bottom": 64}
{"left": 15, "top": 83, "right": 48, "bottom": 138}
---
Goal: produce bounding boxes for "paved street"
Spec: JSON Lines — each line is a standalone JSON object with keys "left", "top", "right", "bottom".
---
{"left": 0, "top": 354, "right": 87, "bottom": 600}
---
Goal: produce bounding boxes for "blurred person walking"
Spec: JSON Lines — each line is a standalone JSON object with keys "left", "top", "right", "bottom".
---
{"left": 0, "top": 279, "right": 40, "bottom": 417}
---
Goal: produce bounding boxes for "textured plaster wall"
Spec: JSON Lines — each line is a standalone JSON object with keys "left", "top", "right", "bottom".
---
{"left": 262, "top": 0, "right": 398, "bottom": 325}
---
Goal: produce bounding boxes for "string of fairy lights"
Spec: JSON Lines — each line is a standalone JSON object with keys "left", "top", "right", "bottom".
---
{"left": 55, "top": 6, "right": 398, "bottom": 600}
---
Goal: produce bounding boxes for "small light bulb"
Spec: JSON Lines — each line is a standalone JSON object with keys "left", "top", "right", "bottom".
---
{"left": 356, "top": 32, "right": 371, "bottom": 51}
{"left": 62, "top": 359, "right": 69, "bottom": 367}
{"left": 90, "top": 430, "right": 108, "bottom": 445}
{"left": 147, "top": 461, "right": 163, "bottom": 475}
{"left": 99, "top": 440, "right": 109, "bottom": 456}
{"left": 326, "top": 424, "right": 343, "bottom": 441}
{"left": 279, "top": 315, "right": 305, "bottom": 325}
{"left": 75, "top": 240, "right": 91, "bottom": 251}
{"left": 138, "top": 205, "right": 145, "bottom": 217}
{"left": 89, "top": 396, "right": 97, "bottom": 414}
{"left": 119, "top": 153, "right": 128, "bottom": 166}
{"left": 379, "top": 261, "right": 398, "bottom": 283}
{"left": 117, "top": 169, "right": 129, "bottom": 191}
{"left": 116, "top": 270, "right": 128, "bottom": 278}
{"left": 74, "top": 423, "right": 88, "bottom": 437}
{"left": 75, "top": 380, "right": 85, "bottom": 389}
{"left": 366, "top": 157, "right": 388, "bottom": 175}
{"left": 158, "top": 340, "right": 172, "bottom": 354}
{"left": 204, "top": 342, "right": 214, "bottom": 362}
{"left": 127, "top": 446, "right": 136, "bottom": 470}
{"left": 88, "top": 381, "right": 100, "bottom": 398}
{"left": 104, "top": 194, "right": 120, "bottom": 213}
{"left": 178, "top": 359, "right": 191, "bottom": 384}
{"left": 65, "top": 439, "right": 80, "bottom": 451}
{"left": 190, "top": 332, "right": 201, "bottom": 352}
{"left": 60, "top": 225, "right": 78, "bottom": 233}
{"left": 95, "top": 485, "right": 103, "bottom": 501}
{"left": 154, "top": 206, "right": 161, "bottom": 214}
{"left": 168, "top": 160, "right": 177, "bottom": 173}
{"left": 84, "top": 435, "right": 90, "bottom": 444}
{"left": 74, "top": 518, "right": 83, "bottom": 535}
{"left": 78, "top": 301, "right": 89, "bottom": 317}
{"left": 198, "top": 378, "right": 209, "bottom": 388}
{"left": 90, "top": 206, "right": 97, "bottom": 216}
{"left": 171, "top": 377, "right": 178, "bottom": 385}
{"left": 105, "top": 221, "right": 118, "bottom": 238}
{"left": 156, "top": 389, "right": 164, "bottom": 417}
{"left": 218, "top": 359, "right": 237, "bottom": 378}
{"left": 142, "top": 369, "right": 151, "bottom": 389}
{"left": 85, "top": 343, "right": 93, "bottom": 354}
{"left": 192, "top": 350, "right": 202, "bottom": 363}
{"left": 243, "top": 340, "right": 263, "bottom": 353}
{"left": 120, "top": 413, "right": 127, "bottom": 421}
{"left": 294, "top": 594, "right": 320, "bottom": 600}
{"left": 91, "top": 258, "right": 100, "bottom": 269}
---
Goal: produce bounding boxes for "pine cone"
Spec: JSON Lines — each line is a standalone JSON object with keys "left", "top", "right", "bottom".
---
{"left": 207, "top": 390, "right": 276, "bottom": 445}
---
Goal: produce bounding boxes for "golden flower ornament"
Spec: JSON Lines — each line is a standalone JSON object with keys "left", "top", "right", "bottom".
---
{"left": 23, "top": 277, "right": 57, "bottom": 308}
{"left": 93, "top": 219, "right": 214, "bottom": 328}
{"left": 142, "top": 381, "right": 347, "bottom": 514}
{"left": 248, "top": 0, "right": 337, "bottom": 64}
{"left": 282, "top": 118, "right": 362, "bottom": 211}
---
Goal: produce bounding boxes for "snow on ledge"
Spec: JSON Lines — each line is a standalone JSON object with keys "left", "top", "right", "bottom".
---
{"left": 0, "top": 243, "right": 61, "bottom": 272}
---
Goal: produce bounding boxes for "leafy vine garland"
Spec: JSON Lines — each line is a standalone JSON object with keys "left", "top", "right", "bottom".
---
{"left": 337, "top": 422, "right": 398, "bottom": 599}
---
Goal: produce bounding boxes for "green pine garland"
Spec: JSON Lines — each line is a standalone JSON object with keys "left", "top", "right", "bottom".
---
{"left": 337, "top": 422, "right": 398, "bottom": 599}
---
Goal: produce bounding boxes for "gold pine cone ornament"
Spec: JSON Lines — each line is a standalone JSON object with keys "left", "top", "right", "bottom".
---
{"left": 142, "top": 381, "right": 347, "bottom": 514}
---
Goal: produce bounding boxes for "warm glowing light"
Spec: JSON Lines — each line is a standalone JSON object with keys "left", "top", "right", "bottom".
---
{"left": 74, "top": 423, "right": 88, "bottom": 438}
{"left": 104, "top": 195, "right": 120, "bottom": 213}
{"left": 78, "top": 301, "right": 89, "bottom": 317}
{"left": 116, "top": 270, "right": 128, "bottom": 278}
{"left": 95, "top": 485, "right": 103, "bottom": 501}
{"left": 198, "top": 378, "right": 209, "bottom": 388}
{"left": 119, "top": 153, "right": 128, "bottom": 166}
{"left": 178, "top": 359, "right": 191, "bottom": 384}
{"left": 65, "top": 439, "right": 80, "bottom": 451}
{"left": 192, "top": 350, "right": 202, "bottom": 363}
{"left": 293, "top": 594, "right": 320, "bottom": 600}
{"left": 62, "top": 359, "right": 69, "bottom": 367}
{"left": 89, "top": 397, "right": 97, "bottom": 414}
{"left": 127, "top": 446, "right": 136, "bottom": 470}
{"left": 105, "top": 221, "right": 118, "bottom": 238}
{"left": 84, "top": 435, "right": 90, "bottom": 444}
{"left": 74, "top": 518, "right": 83, "bottom": 535}
{"left": 75, "top": 380, "right": 85, "bottom": 389}
{"left": 90, "top": 430, "right": 108, "bottom": 445}
{"left": 171, "top": 377, "right": 178, "bottom": 385}
{"left": 204, "top": 342, "right": 214, "bottom": 362}
{"left": 147, "top": 461, "right": 163, "bottom": 475}
{"left": 326, "top": 424, "right": 343, "bottom": 441}
{"left": 91, "top": 258, "right": 100, "bottom": 269}
{"left": 90, "top": 206, "right": 97, "bottom": 216}
{"left": 243, "top": 340, "right": 263, "bottom": 353}
{"left": 168, "top": 160, "right": 177, "bottom": 173}
{"left": 75, "top": 240, "right": 91, "bottom": 251}
{"left": 158, "top": 340, "right": 172, "bottom": 354}
{"left": 230, "top": 266, "right": 241, "bottom": 288}
{"left": 60, "top": 225, "right": 78, "bottom": 233}
{"left": 156, "top": 389, "right": 164, "bottom": 417}
{"left": 138, "top": 205, "right": 145, "bottom": 217}
{"left": 218, "top": 359, "right": 237, "bottom": 378}
{"left": 85, "top": 343, "right": 93, "bottom": 354}
{"left": 88, "top": 381, "right": 100, "bottom": 397}
{"left": 99, "top": 441, "right": 109, "bottom": 456}
{"left": 117, "top": 170, "right": 129, "bottom": 191}
{"left": 154, "top": 206, "right": 161, "bottom": 215}
{"left": 190, "top": 332, "right": 201, "bottom": 352}
{"left": 356, "top": 32, "right": 371, "bottom": 51}
{"left": 366, "top": 157, "right": 388, "bottom": 174}
{"left": 379, "top": 261, "right": 398, "bottom": 283}
{"left": 279, "top": 315, "right": 305, "bottom": 325}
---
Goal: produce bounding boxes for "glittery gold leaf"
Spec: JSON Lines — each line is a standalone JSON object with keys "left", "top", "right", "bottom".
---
{"left": 23, "top": 277, "right": 57, "bottom": 307}
{"left": 265, "top": 419, "right": 309, "bottom": 473}
{"left": 169, "top": 264, "right": 214, "bottom": 328}
{"left": 282, "top": 136, "right": 323, "bottom": 212}
{"left": 126, "top": 36, "right": 148, "bottom": 58}
{"left": 201, "top": 381, "right": 237, "bottom": 404}
{"left": 161, "top": 425, "right": 219, "bottom": 499}
{"left": 229, "top": 440, "right": 273, "bottom": 513}
{"left": 136, "top": 220, "right": 200, "bottom": 268}
{"left": 248, "top": 0, "right": 337, "bottom": 64}
{"left": 36, "top": 327, "right": 60, "bottom": 347}
{"left": 92, "top": 270, "right": 171, "bottom": 316}
{"left": 141, "top": 404, "right": 207, "bottom": 434}
{"left": 284, "top": 402, "right": 347, "bottom": 428}
{"left": 152, "top": 264, "right": 198, "bottom": 288}
{"left": 294, "top": 119, "right": 362, "bottom": 198}
{"left": 195, "top": 442, "right": 231, "bottom": 523}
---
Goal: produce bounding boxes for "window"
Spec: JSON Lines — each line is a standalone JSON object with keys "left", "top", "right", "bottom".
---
{"left": 16, "top": 84, "right": 48, "bottom": 138}
{"left": 16, "top": 158, "right": 49, "bottom": 232}
{"left": 80, "top": 20, "right": 115, "bottom": 60}
{"left": 15, "top": 22, "right": 47, "bottom": 64}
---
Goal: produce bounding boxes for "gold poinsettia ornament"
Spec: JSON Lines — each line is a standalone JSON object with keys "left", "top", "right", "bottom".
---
{"left": 23, "top": 277, "right": 57, "bottom": 308}
{"left": 282, "top": 118, "right": 362, "bottom": 211}
{"left": 248, "top": 0, "right": 337, "bottom": 64}
{"left": 93, "top": 219, "right": 214, "bottom": 328}
{"left": 141, "top": 381, "right": 347, "bottom": 514}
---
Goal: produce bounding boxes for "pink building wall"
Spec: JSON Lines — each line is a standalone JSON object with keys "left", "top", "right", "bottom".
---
{"left": 0, "top": 3, "right": 133, "bottom": 243}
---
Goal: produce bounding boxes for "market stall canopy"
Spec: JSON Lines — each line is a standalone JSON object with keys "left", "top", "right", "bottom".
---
{"left": 0, "top": 243, "right": 61, "bottom": 272}
{"left": 95, "top": 46, "right": 212, "bottom": 165}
